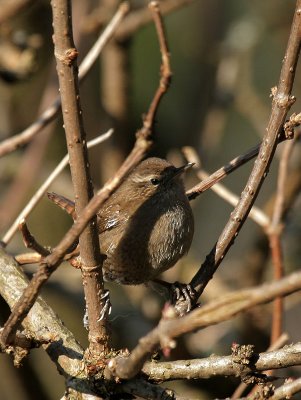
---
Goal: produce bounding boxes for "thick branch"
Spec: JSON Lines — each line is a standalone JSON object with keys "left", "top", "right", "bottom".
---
{"left": 142, "top": 342, "right": 301, "bottom": 381}
{"left": 0, "top": 250, "right": 85, "bottom": 383}
{"left": 107, "top": 269, "right": 301, "bottom": 380}
{"left": 51, "top": 0, "right": 109, "bottom": 355}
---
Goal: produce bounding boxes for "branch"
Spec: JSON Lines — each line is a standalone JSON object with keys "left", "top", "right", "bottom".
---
{"left": 268, "top": 134, "right": 299, "bottom": 344}
{"left": 183, "top": 146, "right": 270, "bottom": 229}
{"left": 1, "top": 129, "right": 113, "bottom": 245}
{"left": 188, "top": 1, "right": 301, "bottom": 299}
{"left": 19, "top": 219, "right": 50, "bottom": 257}
{"left": 51, "top": 0, "right": 109, "bottom": 355}
{"left": 83, "top": 0, "right": 193, "bottom": 39}
{"left": 106, "top": 269, "right": 301, "bottom": 380}
{"left": 142, "top": 342, "right": 301, "bottom": 382}
{"left": 0, "top": 2, "right": 128, "bottom": 158}
{"left": 0, "top": 0, "right": 33, "bottom": 24}
{"left": 0, "top": 0, "right": 171, "bottom": 347}
{"left": 185, "top": 131, "right": 292, "bottom": 201}
{"left": 269, "top": 377, "right": 301, "bottom": 400}
{"left": 0, "top": 250, "right": 86, "bottom": 384}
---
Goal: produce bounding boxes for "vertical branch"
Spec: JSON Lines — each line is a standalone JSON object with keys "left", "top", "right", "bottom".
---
{"left": 51, "top": 0, "right": 109, "bottom": 354}
{"left": 268, "top": 136, "right": 298, "bottom": 344}
{"left": 100, "top": 0, "right": 131, "bottom": 180}
{"left": 0, "top": 0, "right": 168, "bottom": 349}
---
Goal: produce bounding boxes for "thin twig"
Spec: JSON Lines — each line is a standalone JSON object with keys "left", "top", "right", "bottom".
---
{"left": 83, "top": 0, "right": 193, "bottom": 39}
{"left": 107, "top": 269, "right": 301, "bottom": 380}
{"left": 0, "top": 2, "right": 128, "bottom": 158}
{"left": 185, "top": 130, "right": 292, "bottom": 201}
{"left": 1, "top": 129, "right": 112, "bottom": 245}
{"left": 187, "top": 2, "right": 301, "bottom": 305}
{"left": 0, "top": 0, "right": 171, "bottom": 347}
{"left": 268, "top": 136, "right": 298, "bottom": 345}
{"left": 183, "top": 146, "right": 270, "bottom": 228}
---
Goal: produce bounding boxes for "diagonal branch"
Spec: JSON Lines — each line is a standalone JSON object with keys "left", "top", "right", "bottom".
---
{"left": 1, "top": 129, "right": 112, "bottom": 245}
{"left": 0, "top": 2, "right": 128, "bottom": 158}
{"left": 189, "top": 0, "right": 301, "bottom": 298}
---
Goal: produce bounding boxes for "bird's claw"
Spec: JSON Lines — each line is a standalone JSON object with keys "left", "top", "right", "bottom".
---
{"left": 171, "top": 282, "right": 197, "bottom": 316}
{"left": 97, "top": 290, "right": 112, "bottom": 321}
{"left": 83, "top": 290, "right": 112, "bottom": 329}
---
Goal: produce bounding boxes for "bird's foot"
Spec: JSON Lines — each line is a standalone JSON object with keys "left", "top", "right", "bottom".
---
{"left": 149, "top": 279, "right": 199, "bottom": 317}
{"left": 170, "top": 282, "right": 199, "bottom": 316}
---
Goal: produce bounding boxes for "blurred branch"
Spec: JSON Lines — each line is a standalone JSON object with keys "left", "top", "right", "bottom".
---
{"left": 268, "top": 136, "right": 299, "bottom": 345}
{"left": 1, "top": 129, "right": 113, "bottom": 245}
{"left": 0, "top": 118, "right": 52, "bottom": 232}
{"left": 0, "top": 0, "right": 171, "bottom": 348}
{"left": 188, "top": 2, "right": 301, "bottom": 302}
{"left": 0, "top": 2, "right": 128, "bottom": 158}
{"left": 269, "top": 377, "right": 301, "bottom": 400}
{"left": 0, "top": 0, "right": 34, "bottom": 24}
{"left": 83, "top": 0, "right": 193, "bottom": 39}
{"left": 106, "top": 269, "right": 301, "bottom": 380}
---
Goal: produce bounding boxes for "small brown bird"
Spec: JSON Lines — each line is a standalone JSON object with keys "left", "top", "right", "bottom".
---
{"left": 98, "top": 157, "right": 194, "bottom": 285}
{"left": 49, "top": 157, "right": 194, "bottom": 285}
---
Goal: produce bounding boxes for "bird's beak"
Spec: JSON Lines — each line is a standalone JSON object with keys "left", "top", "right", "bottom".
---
{"left": 175, "top": 162, "right": 194, "bottom": 175}
{"left": 172, "top": 162, "right": 195, "bottom": 179}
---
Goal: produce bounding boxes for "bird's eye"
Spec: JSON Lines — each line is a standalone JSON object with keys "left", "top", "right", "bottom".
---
{"left": 150, "top": 178, "right": 160, "bottom": 185}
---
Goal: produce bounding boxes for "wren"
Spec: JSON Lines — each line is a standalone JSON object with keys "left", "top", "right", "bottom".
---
{"left": 48, "top": 157, "right": 194, "bottom": 285}
{"left": 98, "top": 157, "right": 194, "bottom": 285}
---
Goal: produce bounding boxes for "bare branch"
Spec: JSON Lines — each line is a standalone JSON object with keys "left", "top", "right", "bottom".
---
{"left": 0, "top": 0, "right": 171, "bottom": 347}
{"left": 188, "top": 2, "right": 301, "bottom": 299}
{"left": 0, "top": 2, "right": 128, "bottom": 158}
{"left": 0, "top": 249, "right": 86, "bottom": 382}
{"left": 142, "top": 341, "right": 301, "bottom": 382}
{"left": 18, "top": 219, "right": 50, "bottom": 257}
{"left": 183, "top": 146, "right": 270, "bottom": 228}
{"left": 268, "top": 136, "right": 299, "bottom": 345}
{"left": 269, "top": 377, "right": 301, "bottom": 400}
{"left": 107, "top": 269, "right": 301, "bottom": 380}
{"left": 51, "top": 0, "right": 109, "bottom": 355}
{"left": 2, "top": 129, "right": 112, "bottom": 245}
{"left": 231, "top": 333, "right": 289, "bottom": 399}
